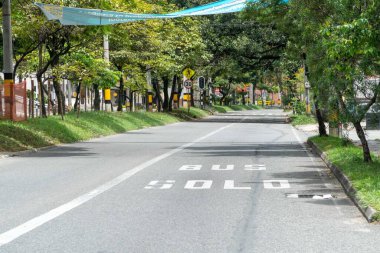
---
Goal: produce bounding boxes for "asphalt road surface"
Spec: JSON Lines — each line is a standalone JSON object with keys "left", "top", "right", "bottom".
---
{"left": 1, "top": 109, "right": 379, "bottom": 253}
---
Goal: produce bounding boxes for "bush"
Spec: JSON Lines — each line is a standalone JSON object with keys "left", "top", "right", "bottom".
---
{"left": 292, "top": 98, "right": 306, "bottom": 115}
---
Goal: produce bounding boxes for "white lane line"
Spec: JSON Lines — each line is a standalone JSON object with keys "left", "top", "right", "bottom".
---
{"left": 0, "top": 123, "right": 235, "bottom": 247}
{"left": 291, "top": 127, "right": 344, "bottom": 216}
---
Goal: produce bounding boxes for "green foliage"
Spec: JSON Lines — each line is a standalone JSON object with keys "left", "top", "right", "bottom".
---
{"left": 292, "top": 98, "right": 306, "bottom": 115}
{"left": 310, "top": 136, "right": 380, "bottom": 217}
{"left": 289, "top": 114, "right": 316, "bottom": 126}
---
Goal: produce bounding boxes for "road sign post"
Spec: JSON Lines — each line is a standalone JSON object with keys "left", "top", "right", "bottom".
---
{"left": 183, "top": 80, "right": 192, "bottom": 113}
{"left": 198, "top": 77, "right": 205, "bottom": 109}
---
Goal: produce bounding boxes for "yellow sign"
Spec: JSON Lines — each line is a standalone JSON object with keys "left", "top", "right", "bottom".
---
{"left": 183, "top": 68, "right": 195, "bottom": 79}
{"left": 148, "top": 94, "right": 153, "bottom": 104}
{"left": 3, "top": 80, "right": 13, "bottom": 97}
{"left": 104, "top": 89, "right": 111, "bottom": 101}
{"left": 173, "top": 93, "right": 179, "bottom": 102}
{"left": 183, "top": 94, "right": 191, "bottom": 100}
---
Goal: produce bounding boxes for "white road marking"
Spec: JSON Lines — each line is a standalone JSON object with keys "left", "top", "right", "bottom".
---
{"left": 263, "top": 180, "right": 290, "bottom": 189}
{"left": 0, "top": 123, "right": 235, "bottom": 248}
{"left": 184, "top": 180, "right": 213, "bottom": 189}
{"left": 179, "top": 165, "right": 202, "bottom": 171}
{"left": 144, "top": 180, "right": 175, "bottom": 189}
{"left": 291, "top": 127, "right": 344, "bottom": 216}
{"left": 286, "top": 193, "right": 334, "bottom": 199}
{"left": 244, "top": 165, "right": 266, "bottom": 171}
{"left": 224, "top": 180, "right": 251, "bottom": 190}
{"left": 211, "top": 165, "right": 234, "bottom": 170}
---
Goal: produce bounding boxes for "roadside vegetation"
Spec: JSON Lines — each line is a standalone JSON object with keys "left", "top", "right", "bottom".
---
{"left": 309, "top": 136, "right": 380, "bottom": 219}
{"left": 289, "top": 114, "right": 317, "bottom": 126}
{"left": 212, "top": 104, "right": 259, "bottom": 113}
{"left": 0, "top": 104, "right": 260, "bottom": 153}
{"left": 0, "top": 111, "right": 198, "bottom": 152}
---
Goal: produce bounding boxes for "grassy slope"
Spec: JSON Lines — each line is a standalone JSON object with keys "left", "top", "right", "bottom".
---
{"left": 289, "top": 114, "right": 317, "bottom": 126}
{"left": 310, "top": 136, "right": 380, "bottom": 218}
{"left": 0, "top": 109, "right": 210, "bottom": 152}
{"left": 212, "top": 104, "right": 260, "bottom": 113}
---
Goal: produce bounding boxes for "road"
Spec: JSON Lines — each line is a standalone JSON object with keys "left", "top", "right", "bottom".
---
{"left": 0, "top": 109, "right": 379, "bottom": 253}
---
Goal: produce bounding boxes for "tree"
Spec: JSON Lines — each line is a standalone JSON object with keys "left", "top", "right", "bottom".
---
{"left": 321, "top": 0, "right": 380, "bottom": 162}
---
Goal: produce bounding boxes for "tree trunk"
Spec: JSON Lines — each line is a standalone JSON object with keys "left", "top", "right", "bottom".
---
{"left": 242, "top": 93, "right": 246, "bottom": 105}
{"left": 220, "top": 95, "right": 226, "bottom": 106}
{"left": 314, "top": 97, "right": 327, "bottom": 137}
{"left": 52, "top": 78, "right": 65, "bottom": 120}
{"left": 162, "top": 76, "right": 169, "bottom": 112}
{"left": 353, "top": 121, "right": 372, "bottom": 163}
{"left": 152, "top": 78, "right": 163, "bottom": 112}
{"left": 93, "top": 83, "right": 100, "bottom": 111}
{"left": 129, "top": 90, "right": 134, "bottom": 112}
{"left": 37, "top": 75, "right": 47, "bottom": 118}
{"left": 169, "top": 75, "right": 177, "bottom": 112}
{"left": 74, "top": 83, "right": 81, "bottom": 111}
{"left": 252, "top": 83, "right": 257, "bottom": 105}
{"left": 177, "top": 76, "right": 182, "bottom": 109}
{"left": 117, "top": 74, "right": 124, "bottom": 112}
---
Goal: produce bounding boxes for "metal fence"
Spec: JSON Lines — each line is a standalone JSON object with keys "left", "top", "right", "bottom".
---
{"left": 0, "top": 81, "right": 27, "bottom": 121}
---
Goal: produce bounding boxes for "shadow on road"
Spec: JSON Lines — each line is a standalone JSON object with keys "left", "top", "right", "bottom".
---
{"left": 20, "top": 146, "right": 96, "bottom": 158}
{"left": 184, "top": 143, "right": 310, "bottom": 158}
{"left": 198, "top": 117, "right": 288, "bottom": 124}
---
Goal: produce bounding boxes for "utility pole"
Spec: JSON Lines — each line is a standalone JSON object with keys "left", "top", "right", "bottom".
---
{"left": 146, "top": 67, "right": 153, "bottom": 112}
{"left": 103, "top": 34, "right": 112, "bottom": 112}
{"left": 3, "top": 0, "right": 14, "bottom": 120}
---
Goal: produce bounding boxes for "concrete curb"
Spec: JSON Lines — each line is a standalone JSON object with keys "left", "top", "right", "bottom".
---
{"left": 307, "top": 140, "right": 379, "bottom": 223}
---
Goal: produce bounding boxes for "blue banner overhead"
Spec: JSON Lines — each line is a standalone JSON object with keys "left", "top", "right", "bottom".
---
{"left": 35, "top": 0, "right": 288, "bottom": 26}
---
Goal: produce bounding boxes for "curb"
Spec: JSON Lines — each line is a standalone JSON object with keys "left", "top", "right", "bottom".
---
{"left": 0, "top": 146, "right": 55, "bottom": 159}
{"left": 307, "top": 139, "right": 379, "bottom": 223}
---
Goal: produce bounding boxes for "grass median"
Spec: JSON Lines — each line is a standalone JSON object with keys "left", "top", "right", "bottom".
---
{"left": 309, "top": 136, "right": 380, "bottom": 219}
{"left": 212, "top": 104, "right": 260, "bottom": 113}
{"left": 0, "top": 108, "right": 211, "bottom": 153}
{"left": 289, "top": 114, "right": 317, "bottom": 126}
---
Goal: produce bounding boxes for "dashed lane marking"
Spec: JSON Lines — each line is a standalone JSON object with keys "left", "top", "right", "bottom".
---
{"left": 286, "top": 194, "right": 334, "bottom": 199}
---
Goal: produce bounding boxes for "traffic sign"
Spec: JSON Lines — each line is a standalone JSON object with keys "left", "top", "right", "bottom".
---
{"left": 184, "top": 80, "right": 192, "bottom": 89}
{"left": 198, "top": 76, "right": 205, "bottom": 89}
{"left": 183, "top": 68, "right": 195, "bottom": 79}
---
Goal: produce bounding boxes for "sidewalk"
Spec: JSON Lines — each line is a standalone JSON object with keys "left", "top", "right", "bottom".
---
{"left": 295, "top": 123, "right": 380, "bottom": 155}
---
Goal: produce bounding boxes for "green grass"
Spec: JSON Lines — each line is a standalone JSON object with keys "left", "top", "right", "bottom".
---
{"left": 212, "top": 105, "right": 235, "bottom": 113}
{"left": 310, "top": 136, "right": 380, "bottom": 219}
{"left": 289, "top": 114, "right": 317, "bottom": 126}
{"left": 170, "top": 107, "right": 212, "bottom": 120}
{"left": 212, "top": 104, "right": 259, "bottom": 113}
{"left": 0, "top": 110, "right": 202, "bottom": 152}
